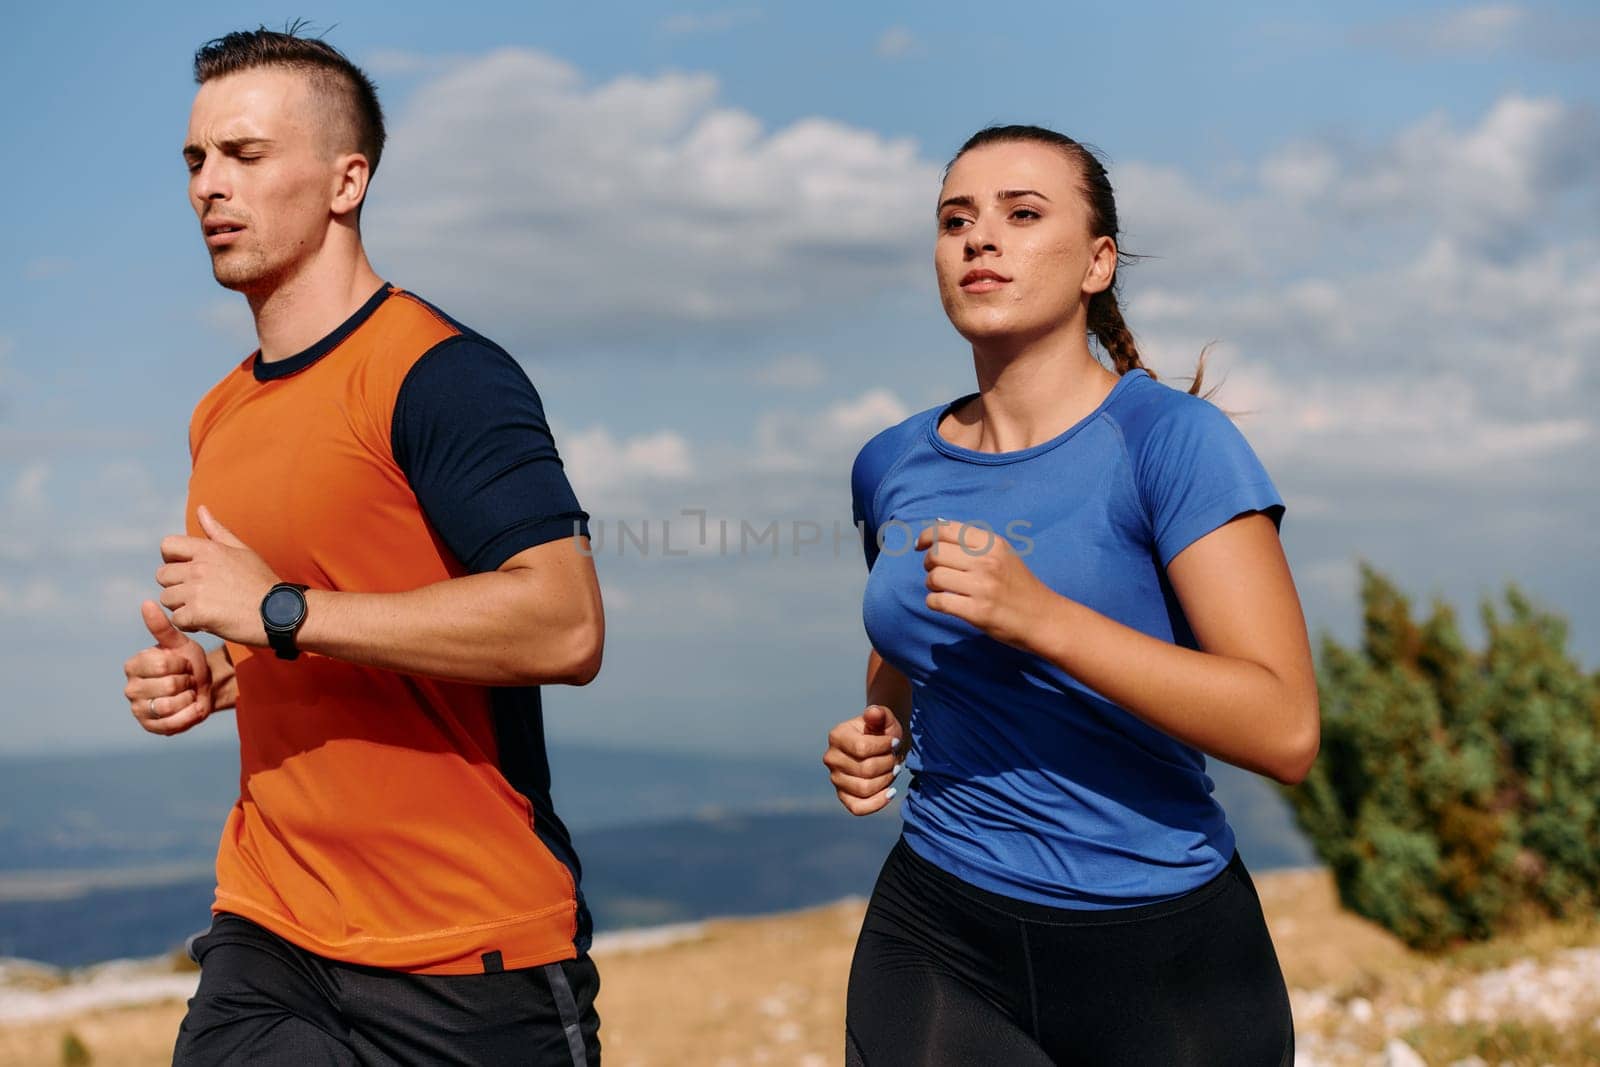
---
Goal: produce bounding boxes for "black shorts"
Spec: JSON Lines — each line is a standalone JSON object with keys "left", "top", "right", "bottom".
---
{"left": 173, "top": 913, "right": 600, "bottom": 1066}
{"left": 846, "top": 838, "right": 1293, "bottom": 1066}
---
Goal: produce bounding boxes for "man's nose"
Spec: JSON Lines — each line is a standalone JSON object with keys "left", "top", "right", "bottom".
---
{"left": 191, "top": 159, "right": 230, "bottom": 203}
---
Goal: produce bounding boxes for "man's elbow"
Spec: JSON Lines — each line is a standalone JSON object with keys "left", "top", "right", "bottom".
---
{"left": 523, "top": 613, "right": 603, "bottom": 687}
{"left": 561, "top": 622, "right": 604, "bottom": 686}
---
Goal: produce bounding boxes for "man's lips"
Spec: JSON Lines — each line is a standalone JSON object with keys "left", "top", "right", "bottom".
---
{"left": 203, "top": 219, "right": 247, "bottom": 248}
{"left": 960, "top": 269, "right": 1010, "bottom": 291}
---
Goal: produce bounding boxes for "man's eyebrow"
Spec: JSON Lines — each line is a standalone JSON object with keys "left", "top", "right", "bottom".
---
{"left": 183, "top": 137, "right": 275, "bottom": 158}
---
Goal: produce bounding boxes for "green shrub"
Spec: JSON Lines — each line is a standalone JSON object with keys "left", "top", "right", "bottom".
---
{"left": 60, "top": 1030, "right": 92, "bottom": 1066}
{"left": 1281, "top": 564, "right": 1600, "bottom": 950}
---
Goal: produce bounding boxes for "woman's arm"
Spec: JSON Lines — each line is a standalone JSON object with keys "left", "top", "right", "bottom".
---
{"left": 866, "top": 649, "right": 913, "bottom": 740}
{"left": 824, "top": 650, "right": 913, "bottom": 815}
{"left": 919, "top": 513, "right": 1320, "bottom": 784}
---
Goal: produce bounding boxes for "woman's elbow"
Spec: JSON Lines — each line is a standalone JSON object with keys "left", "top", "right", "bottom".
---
{"left": 1271, "top": 697, "right": 1322, "bottom": 786}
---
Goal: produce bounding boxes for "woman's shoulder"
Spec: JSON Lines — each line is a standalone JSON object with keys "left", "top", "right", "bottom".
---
{"left": 849, "top": 401, "right": 948, "bottom": 517}
{"left": 853, "top": 402, "right": 940, "bottom": 474}
{"left": 1103, "top": 371, "right": 1238, "bottom": 459}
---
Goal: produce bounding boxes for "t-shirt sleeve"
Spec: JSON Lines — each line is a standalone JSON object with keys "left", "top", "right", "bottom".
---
{"left": 851, "top": 435, "right": 892, "bottom": 571}
{"left": 1132, "top": 396, "right": 1284, "bottom": 568}
{"left": 391, "top": 337, "right": 589, "bottom": 574}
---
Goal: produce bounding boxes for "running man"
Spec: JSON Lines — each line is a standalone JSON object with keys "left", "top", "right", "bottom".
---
{"left": 119, "top": 27, "right": 604, "bottom": 1065}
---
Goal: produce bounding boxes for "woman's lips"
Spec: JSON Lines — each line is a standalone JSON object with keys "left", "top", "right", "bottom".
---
{"left": 960, "top": 269, "right": 1010, "bottom": 293}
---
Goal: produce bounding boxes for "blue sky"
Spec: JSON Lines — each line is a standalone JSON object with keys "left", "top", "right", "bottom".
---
{"left": 2, "top": 1, "right": 1596, "bottom": 756}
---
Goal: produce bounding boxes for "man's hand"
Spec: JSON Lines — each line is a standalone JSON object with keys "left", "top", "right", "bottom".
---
{"left": 918, "top": 520, "right": 1053, "bottom": 653}
{"left": 823, "top": 704, "right": 905, "bottom": 816}
{"left": 157, "top": 504, "right": 278, "bottom": 646}
{"left": 124, "top": 600, "right": 214, "bottom": 736}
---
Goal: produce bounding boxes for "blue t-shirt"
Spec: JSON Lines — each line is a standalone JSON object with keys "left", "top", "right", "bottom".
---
{"left": 853, "top": 369, "right": 1284, "bottom": 909}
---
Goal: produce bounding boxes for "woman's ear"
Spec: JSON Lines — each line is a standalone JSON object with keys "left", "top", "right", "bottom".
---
{"left": 1083, "top": 235, "right": 1117, "bottom": 296}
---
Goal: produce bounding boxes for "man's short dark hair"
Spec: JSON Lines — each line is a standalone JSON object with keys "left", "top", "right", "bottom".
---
{"left": 194, "top": 24, "right": 387, "bottom": 174}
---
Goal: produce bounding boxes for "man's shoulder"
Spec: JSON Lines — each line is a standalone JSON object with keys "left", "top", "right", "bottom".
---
{"left": 365, "top": 287, "right": 481, "bottom": 357}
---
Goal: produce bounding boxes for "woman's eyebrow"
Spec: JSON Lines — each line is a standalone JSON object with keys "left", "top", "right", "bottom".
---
{"left": 937, "top": 189, "right": 1053, "bottom": 214}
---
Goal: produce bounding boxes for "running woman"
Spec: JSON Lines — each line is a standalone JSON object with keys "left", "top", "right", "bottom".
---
{"left": 119, "top": 27, "right": 603, "bottom": 1065}
{"left": 824, "top": 125, "right": 1315, "bottom": 1066}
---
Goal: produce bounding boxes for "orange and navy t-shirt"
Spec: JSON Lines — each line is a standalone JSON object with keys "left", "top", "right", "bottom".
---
{"left": 186, "top": 283, "right": 592, "bottom": 975}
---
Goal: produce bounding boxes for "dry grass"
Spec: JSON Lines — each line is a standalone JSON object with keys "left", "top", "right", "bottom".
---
{"left": 3, "top": 869, "right": 1598, "bottom": 1066}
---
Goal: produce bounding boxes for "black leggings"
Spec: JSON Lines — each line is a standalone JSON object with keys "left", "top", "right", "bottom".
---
{"left": 846, "top": 839, "right": 1293, "bottom": 1067}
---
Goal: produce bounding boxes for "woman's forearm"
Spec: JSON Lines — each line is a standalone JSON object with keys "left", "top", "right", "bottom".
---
{"left": 866, "top": 650, "right": 912, "bottom": 737}
{"left": 1022, "top": 595, "right": 1318, "bottom": 784}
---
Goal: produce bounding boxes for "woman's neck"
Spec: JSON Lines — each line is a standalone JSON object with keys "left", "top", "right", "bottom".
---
{"left": 954, "top": 329, "right": 1120, "bottom": 453}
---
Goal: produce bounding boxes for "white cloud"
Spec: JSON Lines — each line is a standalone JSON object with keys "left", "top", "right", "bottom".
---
{"left": 563, "top": 427, "right": 695, "bottom": 502}
{"left": 1110, "top": 93, "right": 1598, "bottom": 505}
{"left": 1219, "top": 359, "right": 1592, "bottom": 481}
{"left": 754, "top": 388, "right": 910, "bottom": 473}
{"left": 875, "top": 27, "right": 918, "bottom": 59}
{"left": 370, "top": 48, "right": 936, "bottom": 342}
{"left": 1330, "top": 95, "right": 1598, "bottom": 248}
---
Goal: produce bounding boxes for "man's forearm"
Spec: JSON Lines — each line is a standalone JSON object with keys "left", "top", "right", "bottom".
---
{"left": 208, "top": 645, "right": 237, "bottom": 710}
{"left": 293, "top": 547, "right": 603, "bottom": 687}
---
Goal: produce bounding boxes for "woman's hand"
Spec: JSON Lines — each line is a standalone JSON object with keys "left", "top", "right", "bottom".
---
{"left": 918, "top": 520, "right": 1053, "bottom": 653}
{"left": 823, "top": 704, "right": 905, "bottom": 815}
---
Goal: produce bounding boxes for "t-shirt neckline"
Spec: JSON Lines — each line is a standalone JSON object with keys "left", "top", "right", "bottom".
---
{"left": 251, "top": 282, "right": 394, "bottom": 382}
{"left": 926, "top": 369, "right": 1148, "bottom": 465}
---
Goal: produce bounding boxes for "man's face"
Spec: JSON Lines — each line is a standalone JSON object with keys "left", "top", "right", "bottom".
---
{"left": 184, "top": 68, "right": 340, "bottom": 294}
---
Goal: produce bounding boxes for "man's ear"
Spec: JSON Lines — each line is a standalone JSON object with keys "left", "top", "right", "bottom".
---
{"left": 331, "top": 153, "right": 371, "bottom": 219}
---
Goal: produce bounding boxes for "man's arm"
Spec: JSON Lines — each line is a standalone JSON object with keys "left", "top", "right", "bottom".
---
{"left": 123, "top": 604, "right": 235, "bottom": 736}
{"left": 208, "top": 644, "right": 238, "bottom": 709}
{"left": 297, "top": 536, "right": 603, "bottom": 685}
{"left": 158, "top": 509, "right": 603, "bottom": 687}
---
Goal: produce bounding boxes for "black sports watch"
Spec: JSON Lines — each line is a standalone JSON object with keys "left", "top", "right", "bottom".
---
{"left": 260, "top": 583, "right": 310, "bottom": 661}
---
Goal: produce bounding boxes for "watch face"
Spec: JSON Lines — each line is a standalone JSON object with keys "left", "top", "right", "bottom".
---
{"left": 262, "top": 587, "right": 306, "bottom": 629}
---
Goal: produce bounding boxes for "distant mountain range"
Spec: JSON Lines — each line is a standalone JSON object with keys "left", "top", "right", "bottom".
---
{"left": 0, "top": 742, "right": 1312, "bottom": 966}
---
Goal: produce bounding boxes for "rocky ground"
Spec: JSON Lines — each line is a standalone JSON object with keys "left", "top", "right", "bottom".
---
{"left": 2, "top": 868, "right": 1597, "bottom": 1066}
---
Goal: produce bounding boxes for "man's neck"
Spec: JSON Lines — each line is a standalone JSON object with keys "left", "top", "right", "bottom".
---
{"left": 247, "top": 248, "right": 386, "bottom": 363}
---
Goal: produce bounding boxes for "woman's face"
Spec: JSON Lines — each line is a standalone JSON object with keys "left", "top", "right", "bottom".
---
{"left": 934, "top": 141, "right": 1115, "bottom": 346}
